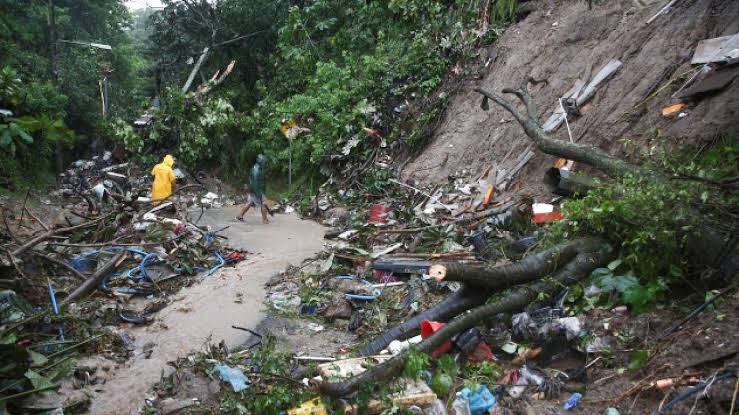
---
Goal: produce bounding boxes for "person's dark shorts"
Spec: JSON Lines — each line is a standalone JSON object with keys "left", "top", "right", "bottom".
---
{"left": 246, "top": 193, "right": 264, "bottom": 208}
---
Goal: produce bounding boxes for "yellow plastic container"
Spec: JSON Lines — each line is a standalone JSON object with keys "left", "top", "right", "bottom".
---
{"left": 287, "top": 398, "right": 327, "bottom": 415}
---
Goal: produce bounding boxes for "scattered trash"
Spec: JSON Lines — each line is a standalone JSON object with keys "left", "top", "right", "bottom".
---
{"left": 458, "top": 385, "right": 496, "bottom": 415}
{"left": 662, "top": 103, "right": 686, "bottom": 117}
{"left": 213, "top": 364, "right": 248, "bottom": 392}
{"left": 287, "top": 398, "right": 328, "bottom": 415}
{"left": 563, "top": 392, "right": 582, "bottom": 411}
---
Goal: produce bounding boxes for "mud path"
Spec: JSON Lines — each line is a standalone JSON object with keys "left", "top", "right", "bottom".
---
{"left": 85, "top": 208, "right": 325, "bottom": 415}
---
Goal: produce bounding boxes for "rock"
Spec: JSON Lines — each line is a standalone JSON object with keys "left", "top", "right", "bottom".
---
{"left": 19, "top": 390, "right": 90, "bottom": 411}
{"left": 320, "top": 294, "right": 353, "bottom": 320}
{"left": 158, "top": 398, "right": 196, "bottom": 414}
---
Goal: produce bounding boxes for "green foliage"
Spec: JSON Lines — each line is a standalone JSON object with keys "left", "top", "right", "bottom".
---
{"left": 145, "top": 0, "right": 519, "bottom": 185}
{"left": 628, "top": 349, "right": 648, "bottom": 372}
{"left": 551, "top": 136, "right": 738, "bottom": 312}
{"left": 461, "top": 361, "right": 504, "bottom": 391}
{"left": 402, "top": 347, "right": 430, "bottom": 380}
{"left": 431, "top": 355, "right": 460, "bottom": 396}
{"left": 0, "top": 1, "right": 148, "bottom": 188}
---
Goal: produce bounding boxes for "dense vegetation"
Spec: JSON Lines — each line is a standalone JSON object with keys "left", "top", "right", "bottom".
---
{"left": 0, "top": 0, "right": 147, "bottom": 188}
{"left": 1, "top": 0, "right": 517, "bottom": 191}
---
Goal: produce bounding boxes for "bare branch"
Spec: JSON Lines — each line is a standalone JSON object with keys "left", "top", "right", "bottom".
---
{"left": 474, "top": 86, "right": 640, "bottom": 178}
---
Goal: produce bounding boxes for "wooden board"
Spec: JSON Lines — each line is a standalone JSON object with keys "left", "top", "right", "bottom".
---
{"left": 691, "top": 34, "right": 739, "bottom": 65}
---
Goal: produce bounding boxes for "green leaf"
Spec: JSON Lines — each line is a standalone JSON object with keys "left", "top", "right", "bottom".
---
{"left": 607, "top": 259, "right": 623, "bottom": 271}
{"left": 628, "top": 350, "right": 648, "bottom": 372}
{"left": 0, "top": 128, "right": 11, "bottom": 147}
{"left": 623, "top": 284, "right": 651, "bottom": 311}
{"left": 25, "top": 369, "right": 56, "bottom": 390}
{"left": 9, "top": 122, "right": 33, "bottom": 143}
{"left": 28, "top": 349, "right": 48, "bottom": 367}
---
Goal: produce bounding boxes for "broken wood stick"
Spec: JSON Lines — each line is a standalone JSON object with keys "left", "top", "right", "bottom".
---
{"left": 32, "top": 252, "right": 87, "bottom": 281}
{"left": 11, "top": 215, "right": 108, "bottom": 257}
{"left": 474, "top": 79, "right": 639, "bottom": 178}
{"left": 326, "top": 238, "right": 611, "bottom": 395}
{"left": 60, "top": 252, "right": 126, "bottom": 305}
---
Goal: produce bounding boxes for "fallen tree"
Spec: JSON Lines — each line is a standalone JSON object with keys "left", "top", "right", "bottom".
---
{"left": 322, "top": 79, "right": 737, "bottom": 396}
{"left": 360, "top": 239, "right": 585, "bottom": 355}
{"left": 322, "top": 237, "right": 612, "bottom": 396}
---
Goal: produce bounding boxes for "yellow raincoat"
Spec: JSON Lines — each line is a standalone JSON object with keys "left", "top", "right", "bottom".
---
{"left": 151, "top": 155, "right": 176, "bottom": 202}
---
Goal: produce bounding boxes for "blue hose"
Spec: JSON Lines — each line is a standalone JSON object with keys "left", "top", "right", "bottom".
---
{"left": 46, "top": 279, "right": 64, "bottom": 341}
{"left": 202, "top": 251, "right": 225, "bottom": 279}
{"left": 334, "top": 276, "right": 382, "bottom": 301}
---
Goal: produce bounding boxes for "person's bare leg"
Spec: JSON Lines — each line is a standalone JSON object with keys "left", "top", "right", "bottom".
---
{"left": 260, "top": 207, "right": 269, "bottom": 224}
{"left": 237, "top": 205, "right": 250, "bottom": 220}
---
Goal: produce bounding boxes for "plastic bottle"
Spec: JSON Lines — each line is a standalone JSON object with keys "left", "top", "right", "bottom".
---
{"left": 450, "top": 392, "right": 471, "bottom": 415}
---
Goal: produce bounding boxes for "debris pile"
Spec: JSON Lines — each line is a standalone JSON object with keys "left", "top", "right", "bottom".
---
{"left": 0, "top": 153, "right": 246, "bottom": 411}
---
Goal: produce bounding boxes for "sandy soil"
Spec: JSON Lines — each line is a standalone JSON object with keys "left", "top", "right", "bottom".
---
{"left": 84, "top": 208, "right": 326, "bottom": 415}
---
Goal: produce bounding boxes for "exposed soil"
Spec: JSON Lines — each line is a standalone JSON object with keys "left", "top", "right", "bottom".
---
{"left": 404, "top": 0, "right": 739, "bottom": 196}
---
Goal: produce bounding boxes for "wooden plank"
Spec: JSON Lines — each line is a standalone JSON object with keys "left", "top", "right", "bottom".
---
{"left": 691, "top": 34, "right": 739, "bottom": 65}
{"left": 541, "top": 79, "right": 585, "bottom": 131}
{"left": 542, "top": 59, "right": 622, "bottom": 133}
{"left": 496, "top": 147, "right": 534, "bottom": 187}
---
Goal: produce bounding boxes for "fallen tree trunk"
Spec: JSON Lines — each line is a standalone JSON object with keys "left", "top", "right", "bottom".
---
{"left": 322, "top": 237, "right": 611, "bottom": 396}
{"left": 10, "top": 215, "right": 107, "bottom": 258}
{"left": 427, "top": 239, "right": 582, "bottom": 287}
{"left": 359, "top": 284, "right": 493, "bottom": 356}
{"left": 359, "top": 238, "right": 604, "bottom": 355}
{"left": 60, "top": 252, "right": 126, "bottom": 305}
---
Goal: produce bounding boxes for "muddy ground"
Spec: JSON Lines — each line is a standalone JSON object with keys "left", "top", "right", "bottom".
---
{"left": 79, "top": 208, "right": 326, "bottom": 415}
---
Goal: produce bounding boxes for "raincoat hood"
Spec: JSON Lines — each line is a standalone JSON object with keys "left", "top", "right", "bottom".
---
{"left": 163, "top": 155, "right": 174, "bottom": 167}
{"left": 256, "top": 154, "right": 267, "bottom": 166}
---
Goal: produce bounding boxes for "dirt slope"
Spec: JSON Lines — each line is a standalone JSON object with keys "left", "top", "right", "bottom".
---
{"left": 404, "top": 0, "right": 739, "bottom": 190}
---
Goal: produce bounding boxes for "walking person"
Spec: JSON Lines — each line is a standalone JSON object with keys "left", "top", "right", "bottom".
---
{"left": 236, "top": 154, "right": 270, "bottom": 224}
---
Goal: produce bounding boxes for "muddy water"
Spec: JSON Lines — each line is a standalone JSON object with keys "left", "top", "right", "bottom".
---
{"left": 85, "top": 208, "right": 325, "bottom": 415}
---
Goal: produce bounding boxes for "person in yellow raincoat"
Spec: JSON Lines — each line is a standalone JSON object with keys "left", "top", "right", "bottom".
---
{"left": 151, "top": 155, "right": 176, "bottom": 203}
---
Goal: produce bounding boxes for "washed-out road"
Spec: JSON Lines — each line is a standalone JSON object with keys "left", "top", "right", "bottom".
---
{"left": 85, "top": 208, "right": 325, "bottom": 415}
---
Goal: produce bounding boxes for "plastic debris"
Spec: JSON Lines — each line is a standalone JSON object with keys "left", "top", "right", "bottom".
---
{"left": 450, "top": 392, "right": 471, "bottom": 415}
{"left": 214, "top": 364, "right": 248, "bottom": 392}
{"left": 458, "top": 386, "right": 496, "bottom": 415}
{"left": 605, "top": 408, "right": 620, "bottom": 415}
{"left": 423, "top": 399, "right": 449, "bottom": 415}
{"left": 421, "top": 321, "right": 453, "bottom": 358}
{"left": 287, "top": 398, "right": 328, "bottom": 415}
{"left": 563, "top": 392, "right": 582, "bottom": 410}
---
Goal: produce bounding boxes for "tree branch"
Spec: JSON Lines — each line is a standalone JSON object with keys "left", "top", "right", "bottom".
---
{"left": 474, "top": 84, "right": 640, "bottom": 178}
{"left": 320, "top": 238, "right": 611, "bottom": 396}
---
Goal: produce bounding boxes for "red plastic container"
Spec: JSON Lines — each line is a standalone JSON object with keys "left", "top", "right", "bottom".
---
{"left": 420, "top": 320, "right": 453, "bottom": 358}
{"left": 369, "top": 204, "right": 391, "bottom": 224}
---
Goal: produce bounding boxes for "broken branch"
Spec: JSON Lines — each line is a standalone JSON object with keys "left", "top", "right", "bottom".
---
{"left": 474, "top": 84, "right": 639, "bottom": 178}
{"left": 60, "top": 252, "right": 126, "bottom": 305}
